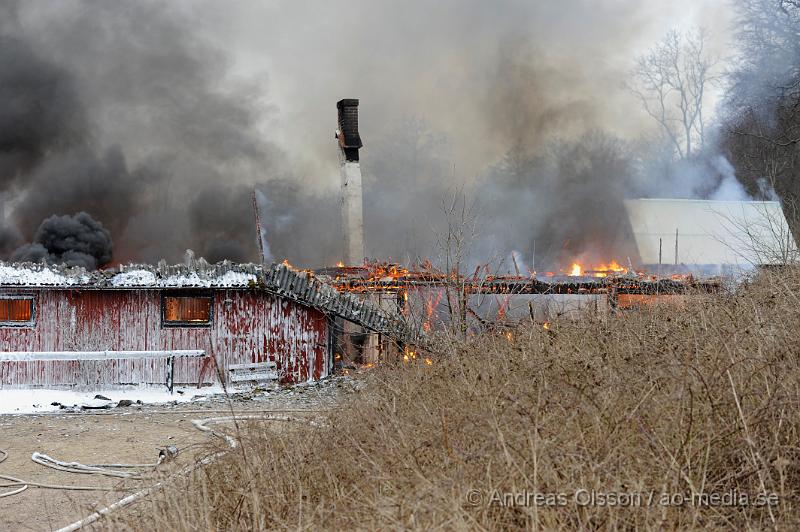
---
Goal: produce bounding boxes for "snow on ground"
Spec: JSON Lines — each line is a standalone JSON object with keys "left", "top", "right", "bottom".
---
{"left": 0, "top": 385, "right": 226, "bottom": 415}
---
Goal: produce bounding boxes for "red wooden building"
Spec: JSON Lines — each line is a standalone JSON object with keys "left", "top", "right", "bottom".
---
{"left": 0, "top": 261, "right": 337, "bottom": 389}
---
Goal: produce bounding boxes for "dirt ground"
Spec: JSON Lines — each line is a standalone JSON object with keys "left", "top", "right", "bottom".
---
{"left": 0, "top": 378, "right": 350, "bottom": 531}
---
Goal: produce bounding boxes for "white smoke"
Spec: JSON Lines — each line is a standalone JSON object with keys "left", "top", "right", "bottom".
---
{"left": 709, "top": 155, "right": 750, "bottom": 201}
{"left": 756, "top": 178, "right": 780, "bottom": 201}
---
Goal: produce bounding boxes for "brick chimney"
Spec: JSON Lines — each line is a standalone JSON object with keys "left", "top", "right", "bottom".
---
{"left": 336, "top": 99, "right": 365, "bottom": 265}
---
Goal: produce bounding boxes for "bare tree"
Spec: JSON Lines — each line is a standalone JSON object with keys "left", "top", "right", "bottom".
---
{"left": 630, "top": 28, "right": 719, "bottom": 159}
{"left": 721, "top": 1, "right": 800, "bottom": 220}
{"left": 437, "top": 189, "right": 479, "bottom": 339}
{"left": 706, "top": 202, "right": 799, "bottom": 267}
{"left": 728, "top": 0, "right": 800, "bottom": 129}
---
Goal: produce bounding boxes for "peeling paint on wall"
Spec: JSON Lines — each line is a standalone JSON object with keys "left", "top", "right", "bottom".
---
{"left": 0, "top": 288, "right": 329, "bottom": 388}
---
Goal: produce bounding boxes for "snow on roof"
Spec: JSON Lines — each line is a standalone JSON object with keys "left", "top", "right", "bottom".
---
{"left": 0, "top": 260, "right": 260, "bottom": 289}
{"left": 0, "top": 263, "right": 86, "bottom": 287}
{"left": 110, "top": 269, "right": 157, "bottom": 287}
{"left": 624, "top": 198, "right": 799, "bottom": 267}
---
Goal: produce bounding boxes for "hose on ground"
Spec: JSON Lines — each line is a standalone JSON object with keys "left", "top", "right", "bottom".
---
{"left": 0, "top": 449, "right": 27, "bottom": 498}
{"left": 57, "top": 413, "right": 324, "bottom": 532}
{"left": 31, "top": 452, "right": 161, "bottom": 479}
{"left": 0, "top": 411, "right": 320, "bottom": 532}
{"left": 0, "top": 447, "right": 126, "bottom": 497}
{"left": 0, "top": 411, "right": 320, "bottom": 500}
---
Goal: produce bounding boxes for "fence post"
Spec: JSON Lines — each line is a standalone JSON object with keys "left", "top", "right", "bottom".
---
{"left": 166, "top": 356, "right": 175, "bottom": 393}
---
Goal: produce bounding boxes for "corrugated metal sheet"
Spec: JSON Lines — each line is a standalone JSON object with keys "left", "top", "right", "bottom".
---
{"left": 0, "top": 288, "right": 329, "bottom": 388}
{"left": 624, "top": 199, "right": 798, "bottom": 266}
{"left": 262, "top": 263, "right": 421, "bottom": 344}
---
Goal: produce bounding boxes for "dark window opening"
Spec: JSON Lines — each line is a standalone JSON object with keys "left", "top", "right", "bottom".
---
{"left": 162, "top": 295, "right": 213, "bottom": 327}
{"left": 0, "top": 297, "right": 35, "bottom": 326}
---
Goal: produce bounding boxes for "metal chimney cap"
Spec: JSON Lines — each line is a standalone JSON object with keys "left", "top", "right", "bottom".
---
{"left": 336, "top": 98, "right": 359, "bottom": 109}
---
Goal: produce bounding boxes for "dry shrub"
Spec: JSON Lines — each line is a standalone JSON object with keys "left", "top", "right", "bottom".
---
{"left": 121, "top": 268, "right": 800, "bottom": 530}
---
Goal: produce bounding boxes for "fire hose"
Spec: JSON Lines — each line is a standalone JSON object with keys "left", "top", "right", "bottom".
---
{"left": 0, "top": 411, "right": 323, "bottom": 531}
{"left": 0, "top": 411, "right": 322, "bottom": 499}
{"left": 0, "top": 413, "right": 321, "bottom": 527}
{"left": 0, "top": 448, "right": 114, "bottom": 498}
{"left": 0, "top": 446, "right": 179, "bottom": 498}
{"left": 56, "top": 413, "right": 323, "bottom": 532}
{"left": 31, "top": 451, "right": 167, "bottom": 479}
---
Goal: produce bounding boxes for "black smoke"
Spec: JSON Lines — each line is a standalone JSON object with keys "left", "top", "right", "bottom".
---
{"left": 187, "top": 179, "right": 340, "bottom": 266}
{"left": 11, "top": 212, "right": 113, "bottom": 269}
{"left": 0, "top": 1, "right": 283, "bottom": 268}
{"left": 0, "top": 33, "right": 86, "bottom": 190}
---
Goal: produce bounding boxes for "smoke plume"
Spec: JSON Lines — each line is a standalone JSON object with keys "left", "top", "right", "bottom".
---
{"left": 0, "top": 0, "right": 280, "bottom": 267}
{"left": 0, "top": 0, "right": 745, "bottom": 271}
{"left": 11, "top": 212, "right": 112, "bottom": 269}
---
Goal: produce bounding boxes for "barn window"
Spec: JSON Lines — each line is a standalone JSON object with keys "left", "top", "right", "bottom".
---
{"left": 162, "top": 294, "right": 213, "bottom": 327}
{"left": 0, "top": 296, "right": 35, "bottom": 327}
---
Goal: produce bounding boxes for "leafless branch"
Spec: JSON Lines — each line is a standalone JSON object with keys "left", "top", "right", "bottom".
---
{"left": 629, "top": 28, "right": 719, "bottom": 159}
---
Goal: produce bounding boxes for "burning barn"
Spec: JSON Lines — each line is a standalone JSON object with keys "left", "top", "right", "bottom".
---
{"left": 0, "top": 259, "right": 414, "bottom": 390}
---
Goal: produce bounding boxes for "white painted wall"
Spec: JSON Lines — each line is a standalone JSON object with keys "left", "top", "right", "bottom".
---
{"left": 340, "top": 159, "right": 365, "bottom": 265}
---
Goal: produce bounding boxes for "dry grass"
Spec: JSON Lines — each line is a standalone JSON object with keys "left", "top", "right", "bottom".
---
{"left": 119, "top": 269, "right": 800, "bottom": 530}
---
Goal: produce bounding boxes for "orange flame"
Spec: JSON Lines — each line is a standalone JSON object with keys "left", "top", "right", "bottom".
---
{"left": 591, "top": 260, "right": 626, "bottom": 277}
{"left": 565, "top": 260, "right": 626, "bottom": 277}
{"left": 422, "top": 290, "right": 444, "bottom": 332}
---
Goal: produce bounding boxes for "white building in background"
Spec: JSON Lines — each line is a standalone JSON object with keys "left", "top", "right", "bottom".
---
{"left": 624, "top": 198, "right": 798, "bottom": 274}
{"left": 475, "top": 198, "right": 798, "bottom": 323}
